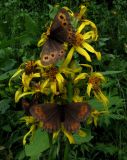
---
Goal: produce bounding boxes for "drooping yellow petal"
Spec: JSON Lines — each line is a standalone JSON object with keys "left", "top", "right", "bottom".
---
{"left": 22, "top": 73, "right": 40, "bottom": 92}
{"left": 92, "top": 72, "right": 106, "bottom": 82}
{"left": 77, "top": 5, "right": 87, "bottom": 20}
{"left": 73, "top": 88, "right": 83, "bottom": 102}
{"left": 15, "top": 89, "right": 35, "bottom": 103}
{"left": 82, "top": 42, "right": 101, "bottom": 60}
{"left": 63, "top": 7, "right": 74, "bottom": 16}
{"left": 62, "top": 47, "right": 74, "bottom": 67}
{"left": 50, "top": 81, "right": 57, "bottom": 95}
{"left": 80, "top": 64, "right": 93, "bottom": 73}
{"left": 83, "top": 31, "right": 97, "bottom": 41}
{"left": 9, "top": 68, "right": 23, "bottom": 87}
{"left": 77, "top": 22, "right": 86, "bottom": 34}
{"left": 23, "top": 124, "right": 35, "bottom": 145}
{"left": 62, "top": 128, "right": 75, "bottom": 144}
{"left": 94, "top": 90, "right": 109, "bottom": 106}
{"left": 87, "top": 83, "right": 93, "bottom": 97}
{"left": 73, "top": 95, "right": 83, "bottom": 102}
{"left": 78, "top": 129, "right": 87, "bottom": 137}
{"left": 40, "top": 79, "right": 50, "bottom": 92}
{"left": 37, "top": 33, "right": 47, "bottom": 47}
{"left": 56, "top": 73, "right": 64, "bottom": 92}
{"left": 93, "top": 116, "right": 98, "bottom": 127}
{"left": 74, "top": 73, "right": 88, "bottom": 84}
{"left": 53, "top": 130, "right": 60, "bottom": 140}
{"left": 75, "top": 46, "right": 91, "bottom": 62}
{"left": 20, "top": 116, "right": 35, "bottom": 125}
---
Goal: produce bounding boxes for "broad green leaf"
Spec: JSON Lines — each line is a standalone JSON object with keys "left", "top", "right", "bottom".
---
{"left": 95, "top": 143, "right": 118, "bottom": 155}
{"left": 101, "top": 70, "right": 123, "bottom": 75}
{"left": 0, "top": 98, "right": 11, "bottom": 114}
{"left": 25, "top": 129, "right": 49, "bottom": 158}
{"left": 73, "top": 129, "right": 93, "bottom": 144}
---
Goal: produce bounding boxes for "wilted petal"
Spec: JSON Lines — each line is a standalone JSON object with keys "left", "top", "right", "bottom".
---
{"left": 56, "top": 73, "right": 64, "bottom": 92}
{"left": 50, "top": 81, "right": 57, "bottom": 95}
{"left": 62, "top": 128, "right": 75, "bottom": 144}
{"left": 83, "top": 31, "right": 97, "bottom": 41}
{"left": 75, "top": 46, "right": 91, "bottom": 62}
{"left": 80, "top": 64, "right": 93, "bottom": 73}
{"left": 22, "top": 73, "right": 40, "bottom": 92}
{"left": 23, "top": 125, "right": 35, "bottom": 145}
{"left": 63, "top": 7, "right": 74, "bottom": 16}
{"left": 77, "top": 5, "right": 87, "bottom": 20}
{"left": 20, "top": 116, "right": 35, "bottom": 125}
{"left": 9, "top": 68, "right": 23, "bottom": 87}
{"left": 40, "top": 79, "right": 50, "bottom": 92}
{"left": 94, "top": 90, "right": 109, "bottom": 106}
{"left": 87, "top": 83, "right": 93, "bottom": 97}
{"left": 92, "top": 72, "right": 106, "bottom": 82}
{"left": 74, "top": 73, "right": 88, "bottom": 84}
{"left": 15, "top": 89, "right": 35, "bottom": 103}
{"left": 53, "top": 130, "right": 60, "bottom": 140}
{"left": 62, "top": 47, "right": 74, "bottom": 67}
{"left": 82, "top": 42, "right": 101, "bottom": 60}
{"left": 37, "top": 33, "right": 47, "bottom": 47}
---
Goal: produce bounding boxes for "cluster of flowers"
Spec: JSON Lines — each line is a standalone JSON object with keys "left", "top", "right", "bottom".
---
{"left": 10, "top": 5, "right": 109, "bottom": 144}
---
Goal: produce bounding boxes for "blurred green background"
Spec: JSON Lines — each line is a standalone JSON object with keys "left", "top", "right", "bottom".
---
{"left": 0, "top": 0, "right": 127, "bottom": 159}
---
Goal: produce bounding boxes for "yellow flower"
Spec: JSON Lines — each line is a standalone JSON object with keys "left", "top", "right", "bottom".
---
{"left": 39, "top": 63, "right": 80, "bottom": 95}
{"left": 73, "top": 88, "right": 83, "bottom": 102}
{"left": 87, "top": 109, "right": 109, "bottom": 127}
{"left": 87, "top": 72, "right": 109, "bottom": 106}
{"left": 37, "top": 6, "right": 101, "bottom": 68}
{"left": 53, "top": 124, "right": 87, "bottom": 144}
{"left": 20, "top": 116, "right": 43, "bottom": 145}
{"left": 63, "top": 20, "right": 101, "bottom": 67}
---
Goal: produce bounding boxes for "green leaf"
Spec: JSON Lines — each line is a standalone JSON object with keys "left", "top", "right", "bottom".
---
{"left": 95, "top": 143, "right": 118, "bottom": 155}
{"left": 0, "top": 69, "right": 17, "bottom": 81}
{"left": 0, "top": 98, "right": 11, "bottom": 114}
{"left": 101, "top": 70, "right": 123, "bottom": 75}
{"left": 24, "top": 14, "right": 38, "bottom": 34}
{"left": 73, "top": 129, "right": 93, "bottom": 144}
{"left": 25, "top": 129, "right": 50, "bottom": 158}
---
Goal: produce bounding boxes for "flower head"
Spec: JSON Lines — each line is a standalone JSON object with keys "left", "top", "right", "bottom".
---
{"left": 87, "top": 72, "right": 109, "bottom": 106}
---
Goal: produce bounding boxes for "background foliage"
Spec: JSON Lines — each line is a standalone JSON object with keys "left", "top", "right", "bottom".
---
{"left": 0, "top": 0, "right": 127, "bottom": 159}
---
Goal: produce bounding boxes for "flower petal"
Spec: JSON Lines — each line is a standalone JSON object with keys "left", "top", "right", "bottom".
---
{"left": 74, "top": 73, "right": 88, "bottom": 84}
{"left": 9, "top": 68, "right": 23, "bottom": 87}
{"left": 40, "top": 79, "right": 50, "bottom": 92}
{"left": 94, "top": 90, "right": 109, "bottom": 106}
{"left": 63, "top": 7, "right": 74, "bottom": 16}
{"left": 22, "top": 73, "right": 40, "bottom": 92}
{"left": 80, "top": 64, "right": 93, "bottom": 73}
{"left": 62, "top": 128, "right": 75, "bottom": 144}
{"left": 87, "top": 83, "right": 93, "bottom": 97}
{"left": 62, "top": 47, "right": 74, "bottom": 67}
{"left": 37, "top": 33, "right": 47, "bottom": 47}
{"left": 53, "top": 130, "right": 60, "bottom": 140}
{"left": 15, "top": 89, "right": 35, "bottom": 103}
{"left": 23, "top": 125, "right": 35, "bottom": 145}
{"left": 50, "top": 81, "right": 57, "bottom": 95}
{"left": 20, "top": 116, "right": 35, "bottom": 125}
{"left": 82, "top": 42, "right": 101, "bottom": 60}
{"left": 92, "top": 72, "right": 106, "bottom": 82}
{"left": 56, "top": 73, "right": 64, "bottom": 92}
{"left": 83, "top": 31, "right": 97, "bottom": 41}
{"left": 75, "top": 46, "right": 91, "bottom": 62}
{"left": 77, "top": 5, "right": 87, "bottom": 20}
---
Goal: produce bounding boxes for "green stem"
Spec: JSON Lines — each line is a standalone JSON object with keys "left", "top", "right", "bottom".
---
{"left": 63, "top": 77, "right": 73, "bottom": 159}
{"left": 63, "top": 140, "right": 70, "bottom": 160}
{"left": 67, "top": 76, "right": 73, "bottom": 103}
